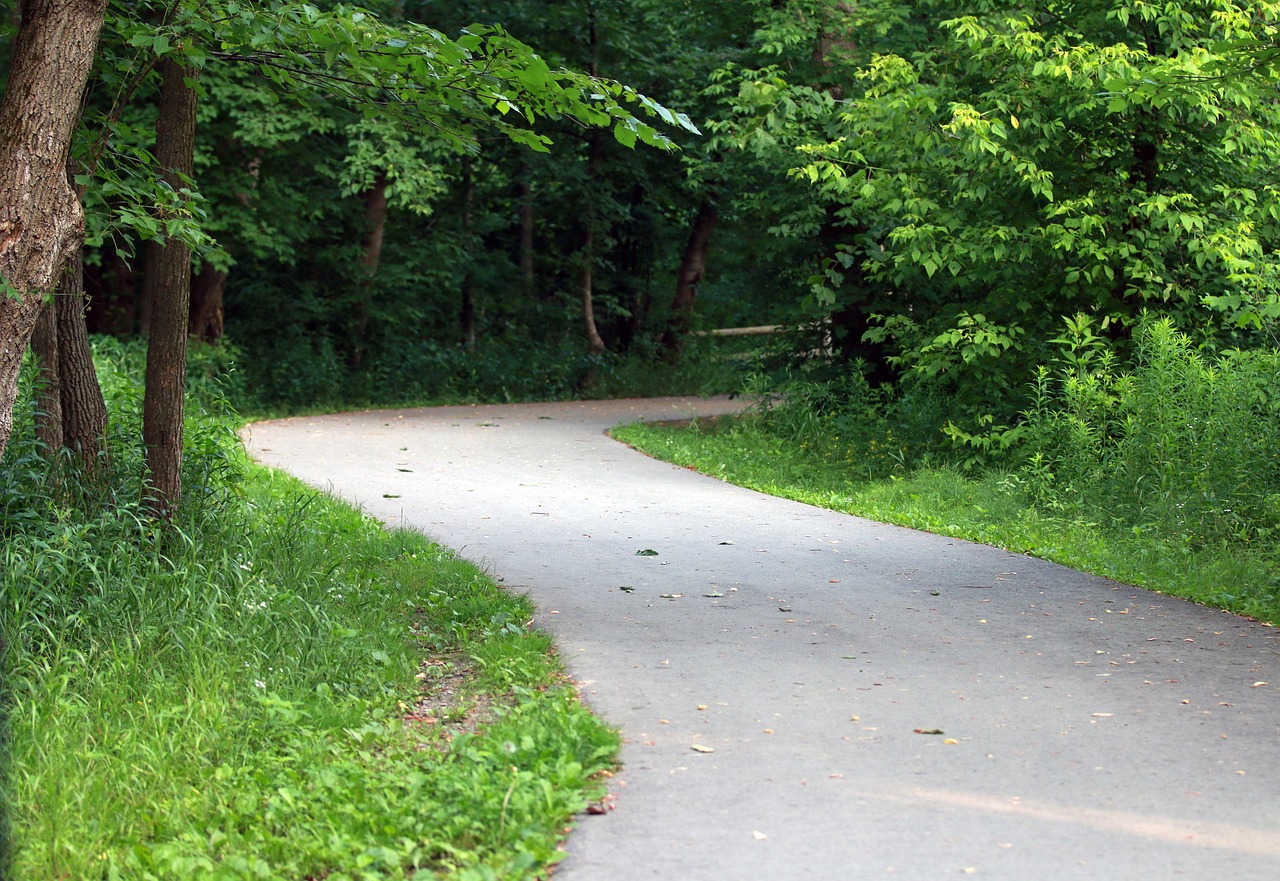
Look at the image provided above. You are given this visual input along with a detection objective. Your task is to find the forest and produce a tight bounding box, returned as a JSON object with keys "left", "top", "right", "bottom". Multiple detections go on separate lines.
{"left": 1, "top": 1, "right": 1279, "bottom": 878}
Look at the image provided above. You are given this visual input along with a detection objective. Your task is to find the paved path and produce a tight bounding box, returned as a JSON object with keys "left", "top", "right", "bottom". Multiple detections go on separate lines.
{"left": 244, "top": 397, "right": 1280, "bottom": 880}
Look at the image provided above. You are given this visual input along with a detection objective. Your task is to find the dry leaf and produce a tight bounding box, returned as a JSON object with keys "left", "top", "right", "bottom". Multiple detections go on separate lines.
{"left": 691, "top": 744, "right": 715, "bottom": 753}
{"left": 752, "top": 831, "right": 767, "bottom": 840}
{"left": 914, "top": 728, "right": 945, "bottom": 735}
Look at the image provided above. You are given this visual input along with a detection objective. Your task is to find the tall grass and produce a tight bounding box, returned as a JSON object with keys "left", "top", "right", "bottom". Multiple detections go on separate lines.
{"left": 1, "top": 343, "right": 618, "bottom": 880}
{"left": 1023, "top": 318, "right": 1280, "bottom": 549}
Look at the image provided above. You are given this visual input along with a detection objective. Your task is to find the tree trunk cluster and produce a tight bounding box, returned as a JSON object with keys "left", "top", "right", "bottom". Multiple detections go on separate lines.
{"left": 0, "top": 0, "right": 108, "bottom": 460}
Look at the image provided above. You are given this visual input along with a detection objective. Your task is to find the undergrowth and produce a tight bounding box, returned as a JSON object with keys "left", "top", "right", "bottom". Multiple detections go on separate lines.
{"left": 1, "top": 345, "right": 618, "bottom": 880}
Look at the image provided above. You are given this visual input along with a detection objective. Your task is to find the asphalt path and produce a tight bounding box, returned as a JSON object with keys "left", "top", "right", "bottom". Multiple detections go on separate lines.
{"left": 244, "top": 396, "right": 1280, "bottom": 880}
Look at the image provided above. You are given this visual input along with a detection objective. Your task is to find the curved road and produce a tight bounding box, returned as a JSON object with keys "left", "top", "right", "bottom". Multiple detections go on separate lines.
{"left": 245, "top": 397, "right": 1280, "bottom": 880}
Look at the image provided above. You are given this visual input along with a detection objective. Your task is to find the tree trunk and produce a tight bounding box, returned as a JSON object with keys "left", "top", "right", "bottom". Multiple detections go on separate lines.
{"left": 351, "top": 173, "right": 389, "bottom": 368}
{"left": 460, "top": 157, "right": 477, "bottom": 350}
{"left": 0, "top": 0, "right": 107, "bottom": 461}
{"left": 581, "top": 219, "right": 606, "bottom": 358}
{"left": 189, "top": 263, "right": 226, "bottom": 342}
{"left": 27, "top": 250, "right": 109, "bottom": 474}
{"left": 580, "top": 0, "right": 606, "bottom": 371}
{"left": 30, "top": 296, "right": 63, "bottom": 453}
{"left": 517, "top": 166, "right": 534, "bottom": 296}
{"left": 57, "top": 250, "right": 108, "bottom": 473}
{"left": 661, "top": 199, "right": 718, "bottom": 356}
{"left": 141, "top": 57, "right": 198, "bottom": 520}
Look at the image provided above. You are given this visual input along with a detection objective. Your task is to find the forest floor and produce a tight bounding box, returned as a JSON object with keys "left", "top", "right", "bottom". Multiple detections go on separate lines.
{"left": 246, "top": 397, "right": 1280, "bottom": 881}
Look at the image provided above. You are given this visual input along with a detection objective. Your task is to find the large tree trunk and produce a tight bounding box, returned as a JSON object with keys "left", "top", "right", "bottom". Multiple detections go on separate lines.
{"left": 0, "top": 0, "right": 107, "bottom": 461}
{"left": 661, "top": 199, "right": 717, "bottom": 356}
{"left": 141, "top": 58, "right": 198, "bottom": 520}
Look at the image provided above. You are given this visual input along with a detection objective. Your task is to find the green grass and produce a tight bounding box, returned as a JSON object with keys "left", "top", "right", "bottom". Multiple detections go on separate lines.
{"left": 613, "top": 415, "right": 1280, "bottom": 624}
{"left": 4, "top": 456, "right": 617, "bottom": 880}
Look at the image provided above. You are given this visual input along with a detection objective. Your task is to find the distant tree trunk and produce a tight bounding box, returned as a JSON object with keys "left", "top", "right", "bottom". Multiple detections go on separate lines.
{"left": 581, "top": 214, "right": 605, "bottom": 358}
{"left": 141, "top": 57, "right": 198, "bottom": 520}
{"left": 189, "top": 263, "right": 226, "bottom": 343}
{"left": 0, "top": 0, "right": 107, "bottom": 461}
{"left": 662, "top": 199, "right": 717, "bottom": 356}
{"left": 56, "top": 251, "right": 108, "bottom": 473}
{"left": 352, "top": 172, "right": 388, "bottom": 368}
{"left": 517, "top": 167, "right": 535, "bottom": 296}
{"left": 580, "top": 0, "right": 606, "bottom": 379}
{"left": 461, "top": 157, "right": 477, "bottom": 350}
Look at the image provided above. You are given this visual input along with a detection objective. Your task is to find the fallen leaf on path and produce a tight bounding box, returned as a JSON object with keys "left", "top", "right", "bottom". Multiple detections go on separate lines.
{"left": 752, "top": 831, "right": 767, "bottom": 840}
{"left": 397, "top": 468, "right": 413, "bottom": 472}
{"left": 1252, "top": 681, "right": 1268, "bottom": 687}
{"left": 944, "top": 738, "right": 959, "bottom": 745}
{"left": 659, "top": 593, "right": 684, "bottom": 599}
{"left": 720, "top": 540, "right": 735, "bottom": 545}
{"left": 691, "top": 744, "right": 715, "bottom": 753}
{"left": 382, "top": 494, "right": 401, "bottom": 498}
{"left": 618, "top": 586, "right": 635, "bottom": 593}
{"left": 636, "top": 549, "right": 659, "bottom": 556}
{"left": 914, "top": 728, "right": 945, "bottom": 735}
{"left": 697, "top": 704, "right": 708, "bottom": 711}
{"left": 704, "top": 591, "right": 724, "bottom": 597}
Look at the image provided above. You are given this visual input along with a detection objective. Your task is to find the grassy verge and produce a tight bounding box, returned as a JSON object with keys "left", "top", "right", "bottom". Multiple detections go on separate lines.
{"left": 3, "top": 457, "right": 617, "bottom": 880}
{"left": 613, "top": 416, "right": 1279, "bottom": 624}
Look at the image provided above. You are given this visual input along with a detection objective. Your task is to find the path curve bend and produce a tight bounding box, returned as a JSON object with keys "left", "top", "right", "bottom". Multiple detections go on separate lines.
{"left": 245, "top": 397, "right": 1280, "bottom": 880}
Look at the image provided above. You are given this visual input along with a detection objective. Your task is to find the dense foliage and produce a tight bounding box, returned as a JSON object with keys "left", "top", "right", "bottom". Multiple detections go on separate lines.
{"left": 3, "top": 1, "right": 1280, "bottom": 875}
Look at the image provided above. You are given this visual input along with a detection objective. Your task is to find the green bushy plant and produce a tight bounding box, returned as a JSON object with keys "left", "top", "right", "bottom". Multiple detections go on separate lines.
{"left": 1021, "top": 316, "right": 1280, "bottom": 548}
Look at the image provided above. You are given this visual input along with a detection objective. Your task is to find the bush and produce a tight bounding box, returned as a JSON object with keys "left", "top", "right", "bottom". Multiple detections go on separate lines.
{"left": 1021, "top": 317, "right": 1280, "bottom": 548}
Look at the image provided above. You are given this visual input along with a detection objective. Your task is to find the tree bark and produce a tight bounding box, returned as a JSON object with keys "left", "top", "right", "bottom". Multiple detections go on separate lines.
{"left": 661, "top": 199, "right": 718, "bottom": 356}
{"left": 141, "top": 57, "right": 198, "bottom": 520}
{"left": 57, "top": 250, "right": 108, "bottom": 473}
{"left": 27, "top": 251, "right": 109, "bottom": 473}
{"left": 30, "top": 295, "right": 63, "bottom": 453}
{"left": 0, "top": 0, "right": 107, "bottom": 461}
